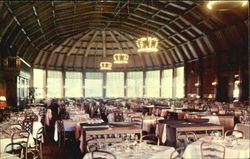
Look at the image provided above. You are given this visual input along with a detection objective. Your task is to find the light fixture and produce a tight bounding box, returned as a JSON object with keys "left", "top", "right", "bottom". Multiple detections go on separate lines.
{"left": 194, "top": 83, "right": 199, "bottom": 87}
{"left": 235, "top": 80, "right": 240, "bottom": 85}
{"left": 100, "top": 62, "right": 112, "bottom": 70}
{"left": 113, "top": 53, "right": 129, "bottom": 64}
{"left": 0, "top": 96, "right": 7, "bottom": 108}
{"left": 212, "top": 81, "right": 217, "bottom": 86}
{"left": 207, "top": 1, "right": 248, "bottom": 11}
{"left": 136, "top": 37, "right": 159, "bottom": 53}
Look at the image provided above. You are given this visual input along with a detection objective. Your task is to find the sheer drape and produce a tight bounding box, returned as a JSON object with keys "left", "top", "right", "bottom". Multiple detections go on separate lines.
{"left": 106, "top": 72, "right": 124, "bottom": 97}
{"left": 127, "top": 72, "right": 143, "bottom": 97}
{"left": 33, "top": 69, "right": 45, "bottom": 98}
{"left": 161, "top": 69, "right": 173, "bottom": 98}
{"left": 145, "top": 71, "right": 160, "bottom": 97}
{"left": 175, "top": 67, "right": 184, "bottom": 98}
{"left": 65, "top": 72, "right": 82, "bottom": 97}
{"left": 85, "top": 72, "right": 103, "bottom": 97}
{"left": 47, "top": 70, "right": 62, "bottom": 97}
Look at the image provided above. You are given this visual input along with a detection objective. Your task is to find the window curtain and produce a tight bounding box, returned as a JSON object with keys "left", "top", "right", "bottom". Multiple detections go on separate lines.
{"left": 161, "top": 69, "right": 173, "bottom": 98}
{"left": 65, "top": 72, "right": 82, "bottom": 97}
{"left": 85, "top": 72, "right": 103, "bottom": 97}
{"left": 106, "top": 72, "right": 124, "bottom": 97}
{"left": 127, "top": 72, "right": 143, "bottom": 97}
{"left": 145, "top": 71, "right": 160, "bottom": 97}
{"left": 47, "top": 70, "right": 62, "bottom": 98}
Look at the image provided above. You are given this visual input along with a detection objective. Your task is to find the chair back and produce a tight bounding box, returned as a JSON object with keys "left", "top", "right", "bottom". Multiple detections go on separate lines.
{"left": 91, "top": 150, "right": 116, "bottom": 159}
{"left": 11, "top": 130, "right": 30, "bottom": 159}
{"left": 114, "top": 111, "right": 124, "bottom": 122}
{"left": 201, "top": 141, "right": 225, "bottom": 159}
{"left": 22, "top": 120, "right": 33, "bottom": 133}
{"left": 170, "top": 147, "right": 185, "bottom": 159}
{"left": 140, "top": 134, "right": 160, "bottom": 146}
{"left": 184, "top": 131, "right": 197, "bottom": 144}
{"left": 4, "top": 143, "right": 24, "bottom": 158}
{"left": 224, "top": 130, "right": 244, "bottom": 139}
{"left": 86, "top": 138, "right": 100, "bottom": 152}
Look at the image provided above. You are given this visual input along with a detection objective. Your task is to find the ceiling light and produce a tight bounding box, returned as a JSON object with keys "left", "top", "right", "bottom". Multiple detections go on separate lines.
{"left": 100, "top": 62, "right": 112, "bottom": 70}
{"left": 207, "top": 1, "right": 248, "bottom": 11}
{"left": 136, "top": 37, "right": 159, "bottom": 53}
{"left": 113, "top": 53, "right": 129, "bottom": 64}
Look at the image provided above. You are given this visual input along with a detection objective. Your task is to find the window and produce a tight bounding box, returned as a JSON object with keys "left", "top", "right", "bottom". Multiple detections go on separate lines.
{"left": 175, "top": 67, "right": 184, "bottom": 98}
{"left": 65, "top": 72, "right": 82, "bottom": 97}
{"left": 145, "top": 71, "right": 160, "bottom": 97}
{"left": 33, "top": 69, "right": 45, "bottom": 98}
{"left": 127, "top": 72, "right": 143, "bottom": 97}
{"left": 47, "top": 70, "right": 62, "bottom": 98}
{"left": 161, "top": 69, "right": 173, "bottom": 98}
{"left": 106, "top": 72, "right": 124, "bottom": 97}
{"left": 85, "top": 72, "right": 103, "bottom": 97}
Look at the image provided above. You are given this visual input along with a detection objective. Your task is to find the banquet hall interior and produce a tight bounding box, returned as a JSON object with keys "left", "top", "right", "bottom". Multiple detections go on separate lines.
{"left": 0, "top": 1, "right": 249, "bottom": 159}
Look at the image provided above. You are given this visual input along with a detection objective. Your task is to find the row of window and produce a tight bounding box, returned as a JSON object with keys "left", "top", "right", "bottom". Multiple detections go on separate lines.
{"left": 33, "top": 67, "right": 184, "bottom": 98}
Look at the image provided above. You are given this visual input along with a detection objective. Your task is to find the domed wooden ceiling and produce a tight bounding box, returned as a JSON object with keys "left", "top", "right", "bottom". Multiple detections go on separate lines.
{"left": 0, "top": 1, "right": 248, "bottom": 71}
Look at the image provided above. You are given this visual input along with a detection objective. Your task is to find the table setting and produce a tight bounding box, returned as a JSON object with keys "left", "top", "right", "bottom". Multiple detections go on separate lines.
{"left": 83, "top": 140, "right": 176, "bottom": 159}
{"left": 183, "top": 135, "right": 250, "bottom": 159}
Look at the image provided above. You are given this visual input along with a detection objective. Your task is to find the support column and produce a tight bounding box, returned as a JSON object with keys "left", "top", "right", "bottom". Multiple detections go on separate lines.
{"left": 45, "top": 69, "right": 48, "bottom": 97}
{"left": 159, "top": 69, "right": 163, "bottom": 98}
{"left": 103, "top": 72, "right": 107, "bottom": 98}
{"left": 62, "top": 70, "right": 66, "bottom": 98}
{"left": 82, "top": 71, "right": 85, "bottom": 97}
{"left": 172, "top": 66, "right": 176, "bottom": 98}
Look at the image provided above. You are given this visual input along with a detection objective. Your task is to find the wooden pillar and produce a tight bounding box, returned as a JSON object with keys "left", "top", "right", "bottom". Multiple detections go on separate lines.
{"left": 198, "top": 59, "right": 203, "bottom": 98}
{"left": 103, "top": 72, "right": 107, "bottom": 98}
{"left": 184, "top": 62, "right": 188, "bottom": 98}
{"left": 82, "top": 71, "right": 85, "bottom": 97}
{"left": 62, "top": 70, "right": 66, "bottom": 98}
{"left": 45, "top": 69, "right": 48, "bottom": 97}
{"left": 29, "top": 68, "right": 33, "bottom": 88}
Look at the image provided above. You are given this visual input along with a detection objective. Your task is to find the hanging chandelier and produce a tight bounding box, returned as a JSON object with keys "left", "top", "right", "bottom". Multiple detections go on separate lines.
{"left": 113, "top": 53, "right": 129, "bottom": 64}
{"left": 136, "top": 37, "right": 159, "bottom": 53}
{"left": 207, "top": 1, "right": 248, "bottom": 11}
{"left": 100, "top": 62, "right": 112, "bottom": 70}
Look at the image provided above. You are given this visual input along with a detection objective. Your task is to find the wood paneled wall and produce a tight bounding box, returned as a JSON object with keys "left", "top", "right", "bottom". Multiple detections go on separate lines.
{"left": 186, "top": 47, "right": 248, "bottom": 102}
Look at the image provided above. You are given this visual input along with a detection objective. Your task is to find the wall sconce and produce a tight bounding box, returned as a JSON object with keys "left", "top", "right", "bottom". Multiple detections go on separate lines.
{"left": 0, "top": 96, "right": 7, "bottom": 108}
{"left": 194, "top": 83, "right": 199, "bottom": 87}
{"left": 235, "top": 80, "right": 240, "bottom": 85}
{"left": 212, "top": 81, "right": 217, "bottom": 86}
{"left": 208, "top": 94, "right": 213, "bottom": 99}
{"left": 196, "top": 95, "right": 200, "bottom": 99}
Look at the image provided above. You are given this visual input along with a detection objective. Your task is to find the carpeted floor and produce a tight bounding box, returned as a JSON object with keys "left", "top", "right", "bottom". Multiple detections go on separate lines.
{"left": 42, "top": 127, "right": 84, "bottom": 159}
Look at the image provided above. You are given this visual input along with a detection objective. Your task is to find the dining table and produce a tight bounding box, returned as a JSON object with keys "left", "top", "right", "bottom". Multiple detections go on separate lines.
{"left": 183, "top": 136, "right": 250, "bottom": 159}
{"left": 83, "top": 141, "right": 176, "bottom": 159}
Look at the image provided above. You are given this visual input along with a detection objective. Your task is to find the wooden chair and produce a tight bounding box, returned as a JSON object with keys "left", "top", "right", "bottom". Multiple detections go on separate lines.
{"left": 131, "top": 116, "right": 143, "bottom": 129}
{"left": 22, "top": 120, "right": 33, "bottom": 134}
{"left": 177, "top": 131, "right": 197, "bottom": 147}
{"left": 114, "top": 111, "right": 124, "bottom": 122}
{"left": 29, "top": 127, "right": 44, "bottom": 159}
{"left": 91, "top": 150, "right": 116, "bottom": 159}
{"left": 170, "top": 147, "right": 185, "bottom": 159}
{"left": 224, "top": 130, "right": 244, "bottom": 139}
{"left": 140, "top": 134, "right": 160, "bottom": 146}
{"left": 57, "top": 120, "right": 74, "bottom": 147}
{"left": 201, "top": 141, "right": 225, "bottom": 159}
{"left": 11, "top": 130, "right": 30, "bottom": 159}
{"left": 4, "top": 143, "right": 24, "bottom": 158}
{"left": 86, "top": 138, "right": 100, "bottom": 152}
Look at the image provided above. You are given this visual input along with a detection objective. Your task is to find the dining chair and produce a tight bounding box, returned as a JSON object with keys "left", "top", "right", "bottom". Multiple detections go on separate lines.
{"left": 22, "top": 119, "right": 33, "bottom": 134}
{"left": 224, "top": 130, "right": 244, "bottom": 139}
{"left": 114, "top": 111, "right": 124, "bottom": 122}
{"left": 131, "top": 116, "right": 143, "bottom": 129}
{"left": 140, "top": 134, "right": 160, "bottom": 146}
{"left": 184, "top": 131, "right": 197, "bottom": 144}
{"left": 91, "top": 150, "right": 116, "bottom": 159}
{"left": 11, "top": 130, "right": 30, "bottom": 159}
{"left": 4, "top": 143, "right": 24, "bottom": 158}
{"left": 170, "top": 147, "right": 185, "bottom": 159}
{"left": 28, "top": 127, "right": 44, "bottom": 159}
{"left": 86, "top": 138, "right": 100, "bottom": 152}
{"left": 200, "top": 141, "right": 225, "bottom": 159}
{"left": 57, "top": 120, "right": 74, "bottom": 147}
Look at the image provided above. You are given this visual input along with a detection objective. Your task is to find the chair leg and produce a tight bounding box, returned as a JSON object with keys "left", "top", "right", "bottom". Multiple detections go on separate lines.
{"left": 39, "top": 144, "right": 43, "bottom": 159}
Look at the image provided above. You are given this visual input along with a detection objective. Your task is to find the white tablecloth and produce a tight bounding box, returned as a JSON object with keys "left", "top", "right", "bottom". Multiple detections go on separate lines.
{"left": 83, "top": 143, "right": 176, "bottom": 159}
{"left": 0, "top": 153, "right": 20, "bottom": 159}
{"left": 200, "top": 115, "right": 220, "bottom": 125}
{"left": 234, "top": 123, "right": 250, "bottom": 139}
{"left": 183, "top": 136, "right": 250, "bottom": 159}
